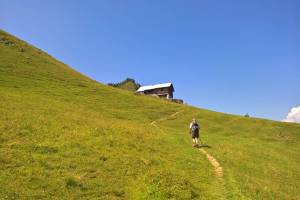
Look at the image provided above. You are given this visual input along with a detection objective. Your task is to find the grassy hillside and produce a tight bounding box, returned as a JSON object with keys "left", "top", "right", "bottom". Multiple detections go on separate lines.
{"left": 0, "top": 29, "right": 300, "bottom": 200}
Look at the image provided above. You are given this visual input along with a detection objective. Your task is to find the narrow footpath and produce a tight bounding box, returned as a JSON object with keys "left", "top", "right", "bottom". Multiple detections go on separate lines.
{"left": 150, "top": 110, "right": 224, "bottom": 179}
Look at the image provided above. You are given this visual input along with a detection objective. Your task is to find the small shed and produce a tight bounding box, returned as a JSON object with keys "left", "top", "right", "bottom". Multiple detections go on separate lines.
{"left": 136, "top": 83, "right": 174, "bottom": 99}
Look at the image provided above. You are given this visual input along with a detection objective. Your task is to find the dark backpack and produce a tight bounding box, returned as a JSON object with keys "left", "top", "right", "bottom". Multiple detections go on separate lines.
{"left": 191, "top": 123, "right": 199, "bottom": 133}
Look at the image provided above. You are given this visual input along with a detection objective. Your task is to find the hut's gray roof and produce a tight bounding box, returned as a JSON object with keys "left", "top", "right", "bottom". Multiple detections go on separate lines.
{"left": 137, "top": 83, "right": 173, "bottom": 92}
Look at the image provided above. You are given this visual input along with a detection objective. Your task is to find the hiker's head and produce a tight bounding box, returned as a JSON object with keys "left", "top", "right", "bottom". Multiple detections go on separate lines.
{"left": 192, "top": 118, "right": 196, "bottom": 123}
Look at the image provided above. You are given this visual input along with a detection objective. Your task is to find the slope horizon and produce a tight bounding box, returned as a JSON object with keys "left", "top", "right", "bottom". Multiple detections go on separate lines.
{"left": 1, "top": 0, "right": 299, "bottom": 122}
{"left": 1, "top": 28, "right": 299, "bottom": 123}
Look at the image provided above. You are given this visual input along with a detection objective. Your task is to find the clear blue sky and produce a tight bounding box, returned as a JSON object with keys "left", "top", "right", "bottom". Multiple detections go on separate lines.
{"left": 1, "top": 0, "right": 299, "bottom": 121}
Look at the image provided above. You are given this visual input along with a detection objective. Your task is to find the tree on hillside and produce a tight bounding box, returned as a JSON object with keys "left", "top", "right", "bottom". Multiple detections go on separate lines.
{"left": 108, "top": 78, "right": 141, "bottom": 91}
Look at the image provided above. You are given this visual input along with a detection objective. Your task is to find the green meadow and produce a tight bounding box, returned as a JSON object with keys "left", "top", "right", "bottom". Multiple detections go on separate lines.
{"left": 0, "top": 29, "right": 300, "bottom": 199}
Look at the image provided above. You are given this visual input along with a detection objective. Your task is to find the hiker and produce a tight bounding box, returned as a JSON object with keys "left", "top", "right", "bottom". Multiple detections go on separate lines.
{"left": 189, "top": 118, "right": 200, "bottom": 147}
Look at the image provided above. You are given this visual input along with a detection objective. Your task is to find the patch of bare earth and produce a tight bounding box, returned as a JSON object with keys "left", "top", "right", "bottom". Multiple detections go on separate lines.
{"left": 199, "top": 149, "right": 223, "bottom": 178}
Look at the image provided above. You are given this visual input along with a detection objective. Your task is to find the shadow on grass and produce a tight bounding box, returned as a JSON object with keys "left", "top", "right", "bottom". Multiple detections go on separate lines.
{"left": 197, "top": 144, "right": 212, "bottom": 148}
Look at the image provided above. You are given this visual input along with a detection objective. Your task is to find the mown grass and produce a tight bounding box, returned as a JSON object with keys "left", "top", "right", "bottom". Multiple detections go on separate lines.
{"left": 0, "top": 29, "right": 300, "bottom": 199}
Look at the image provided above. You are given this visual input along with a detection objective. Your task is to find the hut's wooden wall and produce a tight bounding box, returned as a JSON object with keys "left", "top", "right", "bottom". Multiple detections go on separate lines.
{"left": 144, "top": 87, "right": 173, "bottom": 99}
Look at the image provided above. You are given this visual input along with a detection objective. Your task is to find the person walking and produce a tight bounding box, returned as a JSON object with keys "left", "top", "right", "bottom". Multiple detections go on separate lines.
{"left": 189, "top": 118, "right": 200, "bottom": 147}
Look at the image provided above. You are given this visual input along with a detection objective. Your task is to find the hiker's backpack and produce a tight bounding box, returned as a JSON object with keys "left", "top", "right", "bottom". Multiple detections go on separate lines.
{"left": 191, "top": 123, "right": 199, "bottom": 133}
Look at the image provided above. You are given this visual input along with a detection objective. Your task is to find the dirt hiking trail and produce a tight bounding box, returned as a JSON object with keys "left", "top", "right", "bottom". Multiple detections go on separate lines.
{"left": 150, "top": 110, "right": 224, "bottom": 179}
{"left": 199, "top": 149, "right": 223, "bottom": 178}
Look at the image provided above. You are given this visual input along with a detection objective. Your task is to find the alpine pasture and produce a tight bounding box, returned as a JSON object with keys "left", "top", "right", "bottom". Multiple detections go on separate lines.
{"left": 1, "top": 30, "right": 300, "bottom": 199}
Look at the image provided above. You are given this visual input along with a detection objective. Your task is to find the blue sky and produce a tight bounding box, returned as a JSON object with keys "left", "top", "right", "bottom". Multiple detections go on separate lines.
{"left": 1, "top": 0, "right": 299, "bottom": 121}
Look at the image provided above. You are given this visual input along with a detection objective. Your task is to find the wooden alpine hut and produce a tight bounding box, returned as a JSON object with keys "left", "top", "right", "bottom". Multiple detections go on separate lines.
{"left": 136, "top": 83, "right": 174, "bottom": 99}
